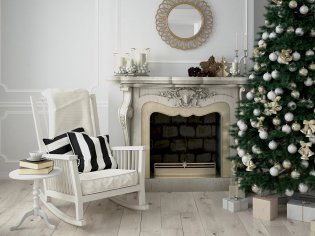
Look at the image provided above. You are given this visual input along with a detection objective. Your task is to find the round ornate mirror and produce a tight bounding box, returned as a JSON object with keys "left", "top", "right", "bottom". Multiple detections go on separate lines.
{"left": 156, "top": 0, "right": 213, "bottom": 50}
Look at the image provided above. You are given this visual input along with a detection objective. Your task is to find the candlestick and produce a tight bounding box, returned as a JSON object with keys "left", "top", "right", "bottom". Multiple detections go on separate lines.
{"left": 235, "top": 32, "right": 238, "bottom": 51}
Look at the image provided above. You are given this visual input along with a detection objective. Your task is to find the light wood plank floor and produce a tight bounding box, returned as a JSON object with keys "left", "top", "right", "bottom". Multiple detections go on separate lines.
{"left": 0, "top": 180, "right": 311, "bottom": 236}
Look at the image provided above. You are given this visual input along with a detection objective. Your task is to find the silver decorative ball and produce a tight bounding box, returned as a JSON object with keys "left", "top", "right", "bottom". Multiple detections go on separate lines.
{"left": 285, "top": 189, "right": 294, "bottom": 196}
{"left": 249, "top": 73, "right": 255, "bottom": 80}
{"left": 283, "top": 160, "right": 292, "bottom": 169}
{"left": 295, "top": 27, "right": 304, "bottom": 36}
{"left": 282, "top": 124, "right": 292, "bottom": 134}
{"left": 269, "top": 52, "right": 278, "bottom": 62}
{"left": 301, "top": 160, "right": 309, "bottom": 168}
{"left": 269, "top": 167, "right": 279, "bottom": 176}
{"left": 263, "top": 72, "right": 272, "bottom": 81}
{"left": 304, "top": 77, "right": 314, "bottom": 86}
{"left": 298, "top": 183, "right": 309, "bottom": 193}
{"left": 271, "top": 70, "right": 280, "bottom": 79}
{"left": 268, "top": 140, "right": 278, "bottom": 150}
{"left": 309, "top": 63, "right": 315, "bottom": 71}
{"left": 262, "top": 32, "right": 269, "bottom": 40}
{"left": 275, "top": 88, "right": 283, "bottom": 95}
{"left": 269, "top": 32, "right": 277, "bottom": 39}
{"left": 275, "top": 25, "right": 284, "bottom": 34}
{"left": 253, "top": 109, "right": 261, "bottom": 116}
{"left": 284, "top": 112, "right": 294, "bottom": 122}
{"left": 306, "top": 50, "right": 315, "bottom": 56}
{"left": 252, "top": 184, "right": 261, "bottom": 194}
{"left": 299, "top": 5, "right": 309, "bottom": 14}
{"left": 272, "top": 117, "right": 281, "bottom": 126}
{"left": 288, "top": 144, "right": 297, "bottom": 154}
{"left": 288, "top": 63, "right": 297, "bottom": 72}
{"left": 267, "top": 91, "right": 276, "bottom": 100}
{"left": 299, "top": 68, "right": 308, "bottom": 77}
{"left": 246, "top": 92, "right": 254, "bottom": 100}
{"left": 293, "top": 51, "right": 301, "bottom": 61}
{"left": 288, "top": 101, "right": 297, "bottom": 110}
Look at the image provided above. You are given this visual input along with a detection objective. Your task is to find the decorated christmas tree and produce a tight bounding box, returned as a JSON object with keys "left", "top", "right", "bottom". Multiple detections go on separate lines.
{"left": 230, "top": 0, "right": 315, "bottom": 196}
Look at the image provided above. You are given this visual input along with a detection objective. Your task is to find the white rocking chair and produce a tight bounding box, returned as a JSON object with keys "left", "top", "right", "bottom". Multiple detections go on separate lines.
{"left": 30, "top": 94, "right": 148, "bottom": 226}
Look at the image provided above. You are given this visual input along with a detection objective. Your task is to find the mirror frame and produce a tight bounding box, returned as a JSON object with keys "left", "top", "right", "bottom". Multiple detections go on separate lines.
{"left": 156, "top": 0, "right": 213, "bottom": 50}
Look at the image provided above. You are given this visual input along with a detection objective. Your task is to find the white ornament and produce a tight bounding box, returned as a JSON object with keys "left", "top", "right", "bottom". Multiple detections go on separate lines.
{"left": 249, "top": 74, "right": 255, "bottom": 80}
{"left": 269, "top": 32, "right": 277, "bottom": 39}
{"left": 282, "top": 124, "right": 292, "bottom": 134}
{"left": 252, "top": 145, "right": 261, "bottom": 154}
{"left": 275, "top": 88, "right": 283, "bottom": 95}
{"left": 288, "top": 144, "right": 297, "bottom": 153}
{"left": 268, "top": 140, "right": 278, "bottom": 150}
{"left": 298, "top": 183, "right": 309, "bottom": 193}
{"left": 293, "top": 51, "right": 301, "bottom": 61}
{"left": 242, "top": 154, "right": 251, "bottom": 165}
{"left": 258, "top": 40, "right": 265, "bottom": 47}
{"left": 307, "top": 0, "right": 315, "bottom": 3}
{"left": 275, "top": 25, "right": 284, "bottom": 34}
{"left": 239, "top": 123, "right": 248, "bottom": 131}
{"left": 291, "top": 170, "right": 300, "bottom": 179}
{"left": 269, "top": 52, "right": 278, "bottom": 61}
{"left": 267, "top": 91, "right": 276, "bottom": 101}
{"left": 262, "top": 32, "right": 269, "bottom": 40}
{"left": 238, "top": 130, "right": 245, "bottom": 137}
{"left": 237, "top": 120, "right": 245, "bottom": 127}
{"left": 269, "top": 167, "right": 279, "bottom": 176}
{"left": 289, "top": 0, "right": 298, "bottom": 9}
{"left": 285, "top": 189, "right": 294, "bottom": 197}
{"left": 299, "top": 5, "right": 309, "bottom": 14}
{"left": 301, "top": 160, "right": 309, "bottom": 168}
{"left": 304, "top": 77, "right": 314, "bottom": 86}
{"left": 306, "top": 50, "right": 315, "bottom": 56}
{"left": 271, "top": 70, "right": 280, "bottom": 79}
{"left": 288, "top": 101, "right": 297, "bottom": 110}
{"left": 295, "top": 27, "right": 304, "bottom": 36}
{"left": 285, "top": 112, "right": 294, "bottom": 122}
{"left": 283, "top": 160, "right": 292, "bottom": 169}
{"left": 259, "top": 130, "right": 268, "bottom": 139}
{"left": 263, "top": 72, "right": 272, "bottom": 81}
{"left": 246, "top": 92, "right": 254, "bottom": 100}
{"left": 252, "top": 184, "right": 261, "bottom": 194}
{"left": 310, "top": 170, "right": 315, "bottom": 176}
{"left": 238, "top": 149, "right": 246, "bottom": 157}
{"left": 253, "top": 109, "right": 261, "bottom": 116}
{"left": 251, "top": 120, "right": 258, "bottom": 128}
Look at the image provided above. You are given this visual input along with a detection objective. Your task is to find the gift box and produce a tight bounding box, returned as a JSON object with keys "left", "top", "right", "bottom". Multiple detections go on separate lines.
{"left": 253, "top": 195, "right": 278, "bottom": 221}
{"left": 229, "top": 185, "right": 245, "bottom": 199}
{"left": 287, "top": 200, "right": 315, "bottom": 222}
{"left": 223, "top": 197, "right": 249, "bottom": 212}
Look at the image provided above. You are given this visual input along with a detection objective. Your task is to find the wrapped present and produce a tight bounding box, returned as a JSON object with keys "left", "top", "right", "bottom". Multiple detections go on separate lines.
{"left": 287, "top": 200, "right": 315, "bottom": 222}
{"left": 253, "top": 195, "right": 278, "bottom": 221}
{"left": 223, "top": 197, "right": 248, "bottom": 213}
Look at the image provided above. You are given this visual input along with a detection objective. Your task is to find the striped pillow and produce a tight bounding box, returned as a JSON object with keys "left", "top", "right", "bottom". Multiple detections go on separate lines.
{"left": 43, "top": 127, "right": 85, "bottom": 154}
{"left": 67, "top": 132, "right": 117, "bottom": 173}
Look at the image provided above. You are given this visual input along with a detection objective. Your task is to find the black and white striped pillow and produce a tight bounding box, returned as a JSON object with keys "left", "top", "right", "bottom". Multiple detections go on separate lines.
{"left": 43, "top": 127, "right": 85, "bottom": 154}
{"left": 67, "top": 132, "right": 117, "bottom": 173}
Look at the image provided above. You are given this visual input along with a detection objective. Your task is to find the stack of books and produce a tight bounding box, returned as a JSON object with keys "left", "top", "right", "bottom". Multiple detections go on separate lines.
{"left": 18, "top": 159, "right": 54, "bottom": 175}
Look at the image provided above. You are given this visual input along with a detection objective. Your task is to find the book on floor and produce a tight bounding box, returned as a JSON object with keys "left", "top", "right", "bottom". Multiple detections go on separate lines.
{"left": 18, "top": 166, "right": 53, "bottom": 175}
{"left": 19, "top": 159, "right": 53, "bottom": 170}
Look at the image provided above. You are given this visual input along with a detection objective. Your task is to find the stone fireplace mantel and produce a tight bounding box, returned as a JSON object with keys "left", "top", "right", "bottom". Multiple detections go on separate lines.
{"left": 112, "top": 76, "right": 247, "bottom": 178}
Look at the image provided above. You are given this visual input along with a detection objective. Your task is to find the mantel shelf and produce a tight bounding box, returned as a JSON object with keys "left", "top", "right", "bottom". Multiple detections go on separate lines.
{"left": 111, "top": 76, "right": 247, "bottom": 87}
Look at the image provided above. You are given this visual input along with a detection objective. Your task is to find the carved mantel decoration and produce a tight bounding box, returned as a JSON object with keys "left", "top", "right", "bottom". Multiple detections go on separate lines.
{"left": 160, "top": 88, "right": 215, "bottom": 107}
{"left": 112, "top": 76, "right": 247, "bottom": 178}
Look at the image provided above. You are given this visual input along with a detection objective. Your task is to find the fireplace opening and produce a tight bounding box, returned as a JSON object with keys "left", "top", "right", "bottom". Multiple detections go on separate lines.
{"left": 150, "top": 112, "right": 221, "bottom": 178}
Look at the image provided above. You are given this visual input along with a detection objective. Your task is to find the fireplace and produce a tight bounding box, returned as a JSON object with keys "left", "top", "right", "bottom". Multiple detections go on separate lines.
{"left": 150, "top": 113, "right": 220, "bottom": 178}
{"left": 114, "top": 76, "right": 246, "bottom": 179}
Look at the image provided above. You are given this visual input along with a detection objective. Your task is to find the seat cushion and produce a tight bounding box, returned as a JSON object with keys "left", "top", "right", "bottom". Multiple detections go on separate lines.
{"left": 79, "top": 169, "right": 138, "bottom": 195}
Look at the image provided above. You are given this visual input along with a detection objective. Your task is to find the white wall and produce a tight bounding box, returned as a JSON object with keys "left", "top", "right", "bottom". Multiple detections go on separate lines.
{"left": 0, "top": 0, "right": 261, "bottom": 177}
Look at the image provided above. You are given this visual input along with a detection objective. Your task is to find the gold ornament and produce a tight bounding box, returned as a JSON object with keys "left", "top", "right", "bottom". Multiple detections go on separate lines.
{"left": 257, "top": 116, "right": 265, "bottom": 128}
{"left": 298, "top": 141, "right": 315, "bottom": 160}
{"left": 252, "top": 184, "right": 261, "bottom": 194}
{"left": 291, "top": 170, "right": 300, "bottom": 179}
{"left": 291, "top": 90, "right": 300, "bottom": 99}
{"left": 310, "top": 29, "right": 315, "bottom": 37}
{"left": 289, "top": 82, "right": 297, "bottom": 90}
{"left": 272, "top": 0, "right": 282, "bottom": 6}
{"left": 246, "top": 160, "right": 256, "bottom": 171}
{"left": 292, "top": 122, "right": 301, "bottom": 131}
{"left": 265, "top": 96, "right": 282, "bottom": 116}
{"left": 254, "top": 63, "right": 261, "bottom": 71}
{"left": 301, "top": 120, "right": 315, "bottom": 137}
{"left": 289, "top": 0, "right": 297, "bottom": 8}
{"left": 253, "top": 47, "right": 265, "bottom": 58}
{"left": 272, "top": 117, "right": 281, "bottom": 126}
{"left": 279, "top": 49, "right": 293, "bottom": 64}
{"left": 258, "top": 86, "right": 266, "bottom": 95}
{"left": 309, "top": 63, "right": 315, "bottom": 71}
{"left": 287, "top": 27, "right": 295, "bottom": 33}
{"left": 299, "top": 68, "right": 308, "bottom": 77}
{"left": 282, "top": 160, "right": 292, "bottom": 169}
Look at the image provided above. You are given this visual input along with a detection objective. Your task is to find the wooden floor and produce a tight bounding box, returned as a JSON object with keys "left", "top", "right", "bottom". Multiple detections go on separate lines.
{"left": 0, "top": 180, "right": 311, "bottom": 236}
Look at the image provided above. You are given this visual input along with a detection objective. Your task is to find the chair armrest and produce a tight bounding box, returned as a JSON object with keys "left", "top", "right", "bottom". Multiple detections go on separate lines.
{"left": 43, "top": 153, "right": 78, "bottom": 161}
{"left": 111, "top": 146, "right": 147, "bottom": 151}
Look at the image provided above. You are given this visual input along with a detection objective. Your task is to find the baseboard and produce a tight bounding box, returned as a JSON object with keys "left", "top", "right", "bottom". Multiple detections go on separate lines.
{"left": 145, "top": 177, "right": 231, "bottom": 192}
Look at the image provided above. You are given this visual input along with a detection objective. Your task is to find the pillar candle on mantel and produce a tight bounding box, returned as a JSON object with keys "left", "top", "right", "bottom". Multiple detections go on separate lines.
{"left": 235, "top": 32, "right": 238, "bottom": 51}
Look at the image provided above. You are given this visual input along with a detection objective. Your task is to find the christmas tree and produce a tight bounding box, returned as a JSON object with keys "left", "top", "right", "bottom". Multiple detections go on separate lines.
{"left": 230, "top": 0, "right": 315, "bottom": 196}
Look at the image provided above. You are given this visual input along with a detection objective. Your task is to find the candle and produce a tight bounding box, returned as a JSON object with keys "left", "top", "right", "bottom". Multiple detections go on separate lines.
{"left": 235, "top": 32, "right": 238, "bottom": 50}
{"left": 244, "top": 33, "right": 248, "bottom": 51}
{"left": 118, "top": 56, "right": 125, "bottom": 67}
{"left": 245, "top": 0, "right": 248, "bottom": 35}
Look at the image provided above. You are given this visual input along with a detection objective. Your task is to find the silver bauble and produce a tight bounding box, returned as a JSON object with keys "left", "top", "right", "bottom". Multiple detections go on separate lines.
{"left": 301, "top": 160, "right": 309, "bottom": 168}
{"left": 275, "top": 25, "right": 284, "bottom": 34}
{"left": 269, "top": 167, "right": 279, "bottom": 176}
{"left": 262, "top": 32, "right": 269, "bottom": 40}
{"left": 283, "top": 160, "right": 292, "bottom": 169}
{"left": 307, "top": 0, "right": 315, "bottom": 3}
{"left": 288, "top": 101, "right": 297, "bottom": 110}
{"left": 284, "top": 112, "right": 294, "bottom": 122}
{"left": 298, "top": 183, "right": 309, "bottom": 193}
{"left": 309, "top": 63, "right": 315, "bottom": 71}
{"left": 238, "top": 130, "right": 245, "bottom": 137}
{"left": 291, "top": 170, "right": 300, "bottom": 179}
{"left": 311, "top": 29, "right": 315, "bottom": 37}
{"left": 306, "top": 50, "right": 315, "bottom": 56}
{"left": 269, "top": 32, "right": 277, "bottom": 39}
{"left": 309, "top": 135, "right": 315, "bottom": 144}
{"left": 282, "top": 124, "right": 292, "bottom": 134}
{"left": 288, "top": 63, "right": 297, "bottom": 72}
{"left": 293, "top": 51, "right": 301, "bottom": 61}
{"left": 267, "top": 91, "right": 276, "bottom": 100}
{"left": 285, "top": 189, "right": 294, "bottom": 196}
{"left": 252, "top": 184, "right": 261, "bottom": 194}
{"left": 288, "top": 144, "right": 297, "bottom": 153}
{"left": 246, "top": 92, "right": 254, "bottom": 100}
{"left": 299, "top": 5, "right": 309, "bottom": 14}
{"left": 268, "top": 140, "right": 278, "bottom": 150}
{"left": 253, "top": 109, "right": 261, "bottom": 116}
{"left": 295, "top": 27, "right": 304, "bottom": 36}
{"left": 271, "top": 70, "right": 280, "bottom": 79}
{"left": 292, "top": 122, "right": 301, "bottom": 131}
{"left": 304, "top": 77, "right": 314, "bottom": 86}
{"left": 275, "top": 88, "right": 283, "bottom": 95}
{"left": 289, "top": 0, "right": 297, "bottom": 8}
{"left": 269, "top": 52, "right": 278, "bottom": 62}
{"left": 263, "top": 72, "right": 272, "bottom": 81}
{"left": 289, "top": 82, "right": 297, "bottom": 89}
{"left": 259, "top": 130, "right": 268, "bottom": 139}
{"left": 249, "top": 73, "right": 255, "bottom": 80}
